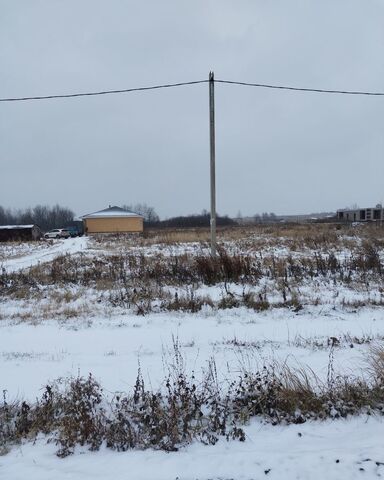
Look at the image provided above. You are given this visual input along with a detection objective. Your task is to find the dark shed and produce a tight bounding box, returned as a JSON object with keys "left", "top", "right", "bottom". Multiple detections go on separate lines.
{"left": 0, "top": 225, "right": 42, "bottom": 242}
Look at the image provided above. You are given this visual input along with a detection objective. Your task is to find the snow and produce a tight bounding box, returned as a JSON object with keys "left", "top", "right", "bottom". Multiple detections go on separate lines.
{"left": 0, "top": 225, "right": 35, "bottom": 229}
{"left": 1, "top": 234, "right": 384, "bottom": 479}
{"left": 81, "top": 206, "right": 142, "bottom": 218}
{"left": 82, "top": 211, "right": 141, "bottom": 218}
{"left": 1, "top": 307, "right": 383, "bottom": 400}
{"left": 1, "top": 236, "right": 88, "bottom": 272}
{"left": 1, "top": 417, "right": 383, "bottom": 480}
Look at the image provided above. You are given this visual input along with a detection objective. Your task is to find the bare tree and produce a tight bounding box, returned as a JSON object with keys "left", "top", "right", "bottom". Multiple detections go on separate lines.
{"left": 0, "top": 204, "right": 75, "bottom": 231}
{"left": 123, "top": 203, "right": 160, "bottom": 223}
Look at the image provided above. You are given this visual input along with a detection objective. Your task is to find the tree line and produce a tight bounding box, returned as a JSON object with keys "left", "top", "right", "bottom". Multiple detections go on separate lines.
{"left": 151, "top": 212, "right": 236, "bottom": 228}
{"left": 0, "top": 205, "right": 75, "bottom": 231}
{"left": 123, "top": 205, "right": 235, "bottom": 228}
{"left": 0, "top": 203, "right": 237, "bottom": 231}
{"left": 122, "top": 204, "right": 160, "bottom": 223}
{"left": 253, "top": 212, "right": 279, "bottom": 223}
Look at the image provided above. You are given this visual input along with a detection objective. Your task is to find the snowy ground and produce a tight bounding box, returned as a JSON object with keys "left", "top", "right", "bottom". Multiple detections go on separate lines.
{"left": 1, "top": 307, "right": 383, "bottom": 401}
{"left": 1, "top": 233, "right": 384, "bottom": 479}
{"left": 0, "top": 237, "right": 88, "bottom": 273}
{"left": 2, "top": 417, "right": 383, "bottom": 480}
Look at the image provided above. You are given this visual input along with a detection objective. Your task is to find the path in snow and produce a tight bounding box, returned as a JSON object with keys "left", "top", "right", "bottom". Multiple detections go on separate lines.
{"left": 1, "top": 237, "right": 89, "bottom": 273}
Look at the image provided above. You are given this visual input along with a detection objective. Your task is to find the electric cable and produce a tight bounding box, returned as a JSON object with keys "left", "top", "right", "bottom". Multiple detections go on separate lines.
{"left": 2, "top": 77, "right": 384, "bottom": 103}
{"left": 214, "top": 79, "right": 384, "bottom": 96}
{"left": 0, "top": 80, "right": 209, "bottom": 102}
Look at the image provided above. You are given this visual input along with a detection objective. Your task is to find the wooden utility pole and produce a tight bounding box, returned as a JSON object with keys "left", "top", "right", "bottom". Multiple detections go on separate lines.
{"left": 209, "top": 71, "right": 217, "bottom": 257}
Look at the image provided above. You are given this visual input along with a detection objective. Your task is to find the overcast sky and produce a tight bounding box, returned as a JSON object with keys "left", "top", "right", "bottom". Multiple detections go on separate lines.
{"left": 1, "top": 0, "right": 384, "bottom": 219}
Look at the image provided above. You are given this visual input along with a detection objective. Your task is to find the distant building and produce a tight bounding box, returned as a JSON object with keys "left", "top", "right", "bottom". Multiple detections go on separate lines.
{"left": 81, "top": 206, "right": 144, "bottom": 234}
{"left": 337, "top": 204, "right": 384, "bottom": 222}
{"left": 0, "top": 224, "right": 42, "bottom": 242}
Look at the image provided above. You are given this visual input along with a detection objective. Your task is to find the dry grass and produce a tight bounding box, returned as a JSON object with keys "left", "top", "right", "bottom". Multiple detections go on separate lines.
{"left": 368, "top": 344, "right": 384, "bottom": 384}
{"left": 1, "top": 344, "right": 383, "bottom": 456}
{"left": 90, "top": 223, "right": 372, "bottom": 249}
{"left": 3, "top": 223, "right": 384, "bottom": 317}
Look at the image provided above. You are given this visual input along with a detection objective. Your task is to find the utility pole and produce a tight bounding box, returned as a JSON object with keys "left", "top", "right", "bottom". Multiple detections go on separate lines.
{"left": 209, "top": 71, "right": 217, "bottom": 257}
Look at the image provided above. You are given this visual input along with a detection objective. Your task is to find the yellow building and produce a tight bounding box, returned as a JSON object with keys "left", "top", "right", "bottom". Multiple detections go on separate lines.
{"left": 81, "top": 206, "right": 143, "bottom": 234}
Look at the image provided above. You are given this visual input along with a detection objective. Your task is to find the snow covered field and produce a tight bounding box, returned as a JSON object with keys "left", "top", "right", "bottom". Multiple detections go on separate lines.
{"left": 1, "top": 227, "right": 384, "bottom": 479}
{"left": 2, "top": 417, "right": 384, "bottom": 480}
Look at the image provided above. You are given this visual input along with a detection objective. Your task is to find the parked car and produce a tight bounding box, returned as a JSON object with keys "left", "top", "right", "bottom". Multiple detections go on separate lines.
{"left": 44, "top": 228, "right": 70, "bottom": 239}
{"left": 62, "top": 225, "right": 82, "bottom": 237}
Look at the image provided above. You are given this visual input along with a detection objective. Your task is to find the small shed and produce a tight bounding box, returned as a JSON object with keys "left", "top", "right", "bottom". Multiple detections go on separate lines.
{"left": 81, "top": 206, "right": 144, "bottom": 234}
{"left": 0, "top": 225, "right": 42, "bottom": 242}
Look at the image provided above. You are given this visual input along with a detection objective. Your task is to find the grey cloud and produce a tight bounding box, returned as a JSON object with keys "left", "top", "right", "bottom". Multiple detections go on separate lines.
{"left": 1, "top": 0, "right": 384, "bottom": 218}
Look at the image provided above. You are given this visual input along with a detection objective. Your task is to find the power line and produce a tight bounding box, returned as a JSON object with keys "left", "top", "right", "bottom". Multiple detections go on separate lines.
{"left": 2, "top": 77, "right": 384, "bottom": 103}
{"left": 0, "top": 79, "right": 209, "bottom": 102}
{"left": 215, "top": 79, "right": 384, "bottom": 96}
